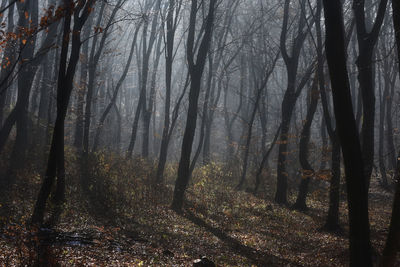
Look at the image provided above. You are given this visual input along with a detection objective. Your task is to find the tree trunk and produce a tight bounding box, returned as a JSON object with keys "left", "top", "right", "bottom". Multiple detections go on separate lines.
{"left": 254, "top": 124, "right": 281, "bottom": 193}
{"left": 275, "top": 0, "right": 311, "bottom": 204}
{"left": 142, "top": 18, "right": 162, "bottom": 158}
{"left": 9, "top": 0, "right": 38, "bottom": 163}
{"left": 0, "top": 0, "right": 15, "bottom": 127}
{"left": 378, "top": 57, "right": 388, "bottom": 187}
{"left": 293, "top": 75, "right": 318, "bottom": 211}
{"left": 31, "top": 0, "right": 94, "bottom": 226}
{"left": 323, "top": 1, "right": 372, "bottom": 265}
{"left": 74, "top": 15, "right": 92, "bottom": 149}
{"left": 155, "top": 0, "right": 177, "bottom": 183}
{"left": 379, "top": 1, "right": 400, "bottom": 264}
{"left": 83, "top": 0, "right": 123, "bottom": 153}
{"left": 323, "top": 138, "right": 341, "bottom": 231}
{"left": 171, "top": 0, "right": 216, "bottom": 212}
{"left": 92, "top": 24, "right": 141, "bottom": 152}
{"left": 353, "top": 0, "right": 388, "bottom": 187}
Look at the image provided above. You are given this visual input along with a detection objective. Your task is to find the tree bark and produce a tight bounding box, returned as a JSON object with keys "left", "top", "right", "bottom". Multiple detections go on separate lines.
{"left": 292, "top": 75, "right": 319, "bottom": 211}
{"left": 171, "top": 0, "right": 216, "bottom": 212}
{"left": 275, "top": 0, "right": 312, "bottom": 204}
{"left": 323, "top": 1, "right": 372, "bottom": 265}
{"left": 92, "top": 24, "right": 141, "bottom": 152}
{"left": 353, "top": 0, "right": 388, "bottom": 187}
{"left": 31, "top": 0, "right": 95, "bottom": 226}
{"left": 379, "top": 1, "right": 400, "bottom": 264}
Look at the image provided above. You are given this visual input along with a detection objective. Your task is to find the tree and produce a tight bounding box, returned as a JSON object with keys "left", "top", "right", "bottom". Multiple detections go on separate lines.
{"left": 31, "top": 0, "right": 95, "bottom": 226}
{"left": 155, "top": 0, "right": 183, "bottom": 183}
{"left": 0, "top": 0, "right": 15, "bottom": 127}
{"left": 379, "top": 1, "right": 400, "bottom": 265}
{"left": 0, "top": 0, "right": 62, "bottom": 163}
{"left": 92, "top": 23, "right": 141, "bottom": 152}
{"left": 171, "top": 0, "right": 216, "bottom": 212}
{"left": 83, "top": 0, "right": 125, "bottom": 154}
{"left": 352, "top": 0, "right": 388, "bottom": 186}
{"left": 126, "top": 0, "right": 161, "bottom": 158}
{"left": 74, "top": 13, "right": 93, "bottom": 149}
{"left": 322, "top": 0, "right": 372, "bottom": 265}
{"left": 236, "top": 51, "right": 279, "bottom": 190}
{"left": 292, "top": 74, "right": 319, "bottom": 211}
{"left": 275, "top": 0, "right": 314, "bottom": 204}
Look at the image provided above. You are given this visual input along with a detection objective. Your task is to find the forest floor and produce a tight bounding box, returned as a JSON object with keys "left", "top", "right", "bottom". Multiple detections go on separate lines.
{"left": 0, "top": 152, "right": 397, "bottom": 266}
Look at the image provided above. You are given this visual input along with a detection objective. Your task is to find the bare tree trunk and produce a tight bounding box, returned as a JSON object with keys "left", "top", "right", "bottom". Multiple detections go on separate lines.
{"left": 237, "top": 52, "right": 279, "bottom": 190}
{"left": 275, "top": 0, "right": 312, "bottom": 204}
{"left": 386, "top": 68, "right": 397, "bottom": 170}
{"left": 378, "top": 52, "right": 388, "bottom": 187}
{"left": 142, "top": 16, "right": 163, "bottom": 158}
{"left": 323, "top": 1, "right": 372, "bottom": 265}
{"left": 353, "top": 0, "right": 388, "bottom": 187}
{"left": 83, "top": 0, "right": 123, "bottom": 154}
{"left": 254, "top": 124, "right": 281, "bottom": 193}
{"left": 0, "top": 0, "right": 15, "bottom": 127}
{"left": 379, "top": 1, "right": 400, "bottom": 264}
{"left": 171, "top": 0, "right": 216, "bottom": 212}
{"left": 292, "top": 75, "right": 318, "bottom": 211}
{"left": 127, "top": 1, "right": 159, "bottom": 158}
{"left": 31, "top": 0, "right": 94, "bottom": 226}
{"left": 155, "top": 0, "right": 180, "bottom": 183}
{"left": 92, "top": 24, "right": 141, "bottom": 152}
{"left": 74, "top": 15, "right": 92, "bottom": 149}
{"left": 7, "top": 0, "right": 38, "bottom": 171}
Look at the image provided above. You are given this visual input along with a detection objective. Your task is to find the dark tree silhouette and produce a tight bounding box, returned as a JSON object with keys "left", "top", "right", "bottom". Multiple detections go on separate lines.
{"left": 31, "top": 0, "right": 95, "bottom": 226}
{"left": 323, "top": 0, "right": 372, "bottom": 265}
{"left": 171, "top": 0, "right": 216, "bottom": 212}
{"left": 379, "top": 1, "right": 400, "bottom": 265}
{"left": 353, "top": 0, "right": 388, "bottom": 186}
{"left": 292, "top": 74, "right": 319, "bottom": 211}
{"left": 275, "top": 0, "right": 314, "bottom": 204}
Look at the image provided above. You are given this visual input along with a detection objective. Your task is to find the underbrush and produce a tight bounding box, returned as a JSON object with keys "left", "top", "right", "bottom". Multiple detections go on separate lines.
{"left": 0, "top": 148, "right": 396, "bottom": 266}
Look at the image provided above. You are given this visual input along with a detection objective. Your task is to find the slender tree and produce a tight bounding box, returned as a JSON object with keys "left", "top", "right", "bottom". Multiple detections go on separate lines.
{"left": 155, "top": 0, "right": 183, "bottom": 183}
{"left": 292, "top": 74, "right": 319, "bottom": 211}
{"left": 353, "top": 0, "right": 388, "bottom": 186}
{"left": 275, "top": 0, "right": 314, "bottom": 204}
{"left": 31, "top": 0, "right": 95, "bottom": 226}
{"left": 171, "top": 0, "right": 216, "bottom": 212}
{"left": 83, "top": 0, "right": 124, "bottom": 154}
{"left": 92, "top": 24, "right": 141, "bottom": 151}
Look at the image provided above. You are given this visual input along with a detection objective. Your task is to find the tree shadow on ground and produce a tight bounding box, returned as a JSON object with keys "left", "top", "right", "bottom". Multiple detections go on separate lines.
{"left": 181, "top": 208, "right": 301, "bottom": 266}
